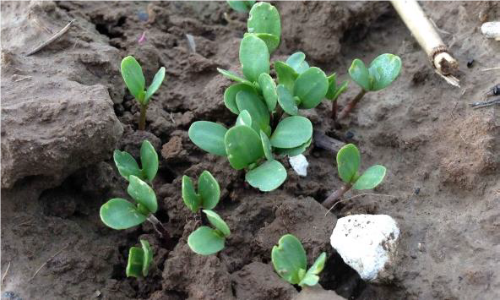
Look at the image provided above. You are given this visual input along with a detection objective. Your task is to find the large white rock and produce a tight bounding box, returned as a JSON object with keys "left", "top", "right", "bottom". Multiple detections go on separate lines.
{"left": 330, "top": 214, "right": 400, "bottom": 283}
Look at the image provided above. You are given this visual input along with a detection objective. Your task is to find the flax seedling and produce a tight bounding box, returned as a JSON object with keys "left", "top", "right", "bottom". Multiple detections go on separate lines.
{"left": 326, "top": 73, "right": 349, "bottom": 123}
{"left": 126, "top": 239, "right": 153, "bottom": 278}
{"left": 182, "top": 171, "right": 220, "bottom": 213}
{"left": 121, "top": 56, "right": 166, "bottom": 130}
{"left": 338, "top": 53, "right": 401, "bottom": 119}
{"left": 322, "top": 144, "right": 387, "bottom": 208}
{"left": 114, "top": 140, "right": 158, "bottom": 184}
{"left": 272, "top": 234, "right": 327, "bottom": 287}
{"left": 227, "top": 1, "right": 255, "bottom": 13}
{"left": 190, "top": 3, "right": 330, "bottom": 192}
{"left": 188, "top": 209, "right": 231, "bottom": 256}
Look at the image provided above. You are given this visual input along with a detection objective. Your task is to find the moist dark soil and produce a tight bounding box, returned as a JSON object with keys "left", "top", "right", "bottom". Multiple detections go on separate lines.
{"left": 2, "top": 1, "right": 500, "bottom": 300}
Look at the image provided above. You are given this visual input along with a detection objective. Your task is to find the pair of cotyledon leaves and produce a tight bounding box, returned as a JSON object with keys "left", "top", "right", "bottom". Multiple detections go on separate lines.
{"left": 126, "top": 239, "right": 153, "bottom": 278}
{"left": 100, "top": 140, "right": 159, "bottom": 230}
{"left": 337, "top": 143, "right": 386, "bottom": 190}
{"left": 121, "top": 56, "right": 166, "bottom": 106}
{"left": 188, "top": 209, "right": 231, "bottom": 256}
{"left": 349, "top": 53, "right": 402, "bottom": 92}
{"left": 272, "top": 234, "right": 327, "bottom": 287}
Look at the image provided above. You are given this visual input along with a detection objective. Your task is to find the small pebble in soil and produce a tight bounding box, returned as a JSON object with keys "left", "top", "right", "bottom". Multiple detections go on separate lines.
{"left": 414, "top": 187, "right": 421, "bottom": 195}
{"left": 466, "top": 59, "right": 475, "bottom": 68}
{"left": 345, "top": 131, "right": 355, "bottom": 139}
{"left": 2, "top": 291, "right": 22, "bottom": 300}
{"left": 137, "top": 11, "right": 149, "bottom": 22}
{"left": 289, "top": 154, "right": 309, "bottom": 177}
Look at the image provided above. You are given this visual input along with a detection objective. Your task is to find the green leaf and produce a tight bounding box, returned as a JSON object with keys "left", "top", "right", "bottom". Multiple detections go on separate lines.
{"left": 260, "top": 130, "right": 273, "bottom": 161}
{"left": 258, "top": 73, "right": 278, "bottom": 112}
{"left": 236, "top": 90, "right": 270, "bottom": 134}
{"left": 245, "top": 160, "right": 286, "bottom": 191}
{"left": 271, "top": 116, "right": 312, "bottom": 149}
{"left": 277, "top": 84, "right": 298, "bottom": 116}
{"left": 145, "top": 67, "right": 166, "bottom": 103}
{"left": 271, "top": 234, "right": 307, "bottom": 285}
{"left": 182, "top": 175, "right": 201, "bottom": 213}
{"left": 217, "top": 68, "right": 250, "bottom": 84}
{"left": 127, "top": 175, "right": 157, "bottom": 214}
{"left": 239, "top": 34, "right": 270, "bottom": 82}
{"left": 203, "top": 209, "right": 230, "bottom": 237}
{"left": 249, "top": 33, "right": 280, "bottom": 54}
{"left": 188, "top": 226, "right": 225, "bottom": 255}
{"left": 333, "top": 81, "right": 349, "bottom": 101}
{"left": 121, "top": 56, "right": 146, "bottom": 102}
{"left": 140, "top": 239, "right": 153, "bottom": 276}
{"left": 236, "top": 110, "right": 252, "bottom": 127}
{"left": 126, "top": 246, "right": 144, "bottom": 278}
{"left": 274, "top": 138, "right": 311, "bottom": 157}
{"left": 227, "top": 0, "right": 255, "bottom": 13}
{"left": 286, "top": 52, "right": 305, "bottom": 71}
{"left": 348, "top": 59, "right": 370, "bottom": 91}
{"left": 189, "top": 121, "right": 228, "bottom": 156}
{"left": 296, "top": 61, "right": 310, "bottom": 74}
{"left": 100, "top": 198, "right": 147, "bottom": 230}
{"left": 336, "top": 144, "right": 360, "bottom": 184}
{"left": 275, "top": 61, "right": 298, "bottom": 92}
{"left": 198, "top": 171, "right": 220, "bottom": 210}
{"left": 299, "top": 252, "right": 326, "bottom": 287}
{"left": 224, "top": 83, "right": 258, "bottom": 114}
{"left": 294, "top": 67, "right": 328, "bottom": 109}
{"left": 140, "top": 140, "right": 158, "bottom": 183}
{"left": 247, "top": 2, "right": 281, "bottom": 53}
{"left": 224, "top": 125, "right": 264, "bottom": 170}
{"left": 326, "top": 73, "right": 348, "bottom": 101}
{"left": 368, "top": 53, "right": 402, "bottom": 91}
{"left": 353, "top": 165, "right": 386, "bottom": 190}
{"left": 114, "top": 150, "right": 143, "bottom": 181}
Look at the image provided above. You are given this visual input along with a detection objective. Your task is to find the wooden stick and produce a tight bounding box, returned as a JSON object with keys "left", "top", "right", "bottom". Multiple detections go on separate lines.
{"left": 391, "top": 0, "right": 460, "bottom": 87}
{"left": 2, "top": 261, "right": 11, "bottom": 284}
{"left": 27, "top": 19, "right": 75, "bottom": 56}
{"left": 313, "top": 130, "right": 345, "bottom": 153}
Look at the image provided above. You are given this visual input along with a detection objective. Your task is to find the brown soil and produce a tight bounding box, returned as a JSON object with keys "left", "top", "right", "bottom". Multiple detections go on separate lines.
{"left": 2, "top": 1, "right": 500, "bottom": 300}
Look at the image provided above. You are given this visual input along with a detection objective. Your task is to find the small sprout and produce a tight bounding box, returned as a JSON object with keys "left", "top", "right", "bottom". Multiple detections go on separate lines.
{"left": 326, "top": 73, "right": 349, "bottom": 123}
{"left": 227, "top": 1, "right": 255, "bottom": 13}
{"left": 121, "top": 56, "right": 166, "bottom": 130}
{"left": 188, "top": 210, "right": 231, "bottom": 255}
{"left": 339, "top": 53, "right": 402, "bottom": 119}
{"left": 182, "top": 171, "right": 220, "bottom": 213}
{"left": 323, "top": 144, "right": 387, "bottom": 208}
{"left": 272, "top": 234, "right": 327, "bottom": 287}
{"left": 126, "top": 239, "right": 153, "bottom": 278}
{"left": 114, "top": 140, "right": 158, "bottom": 183}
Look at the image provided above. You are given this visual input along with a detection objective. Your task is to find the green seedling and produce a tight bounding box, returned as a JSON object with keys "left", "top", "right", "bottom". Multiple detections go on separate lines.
{"left": 126, "top": 239, "right": 153, "bottom": 278}
{"left": 322, "top": 143, "right": 387, "bottom": 208}
{"left": 339, "top": 53, "right": 401, "bottom": 119}
{"left": 227, "top": 0, "right": 255, "bottom": 13}
{"left": 188, "top": 210, "right": 231, "bottom": 255}
{"left": 182, "top": 170, "right": 220, "bottom": 213}
{"left": 114, "top": 140, "right": 158, "bottom": 184}
{"left": 272, "top": 234, "right": 327, "bottom": 287}
{"left": 121, "top": 56, "right": 166, "bottom": 130}
{"left": 325, "top": 73, "right": 349, "bottom": 123}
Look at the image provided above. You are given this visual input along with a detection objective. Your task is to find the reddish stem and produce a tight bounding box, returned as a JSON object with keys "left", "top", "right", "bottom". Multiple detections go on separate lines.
{"left": 338, "top": 90, "right": 366, "bottom": 120}
{"left": 322, "top": 184, "right": 352, "bottom": 209}
{"left": 139, "top": 104, "right": 147, "bottom": 131}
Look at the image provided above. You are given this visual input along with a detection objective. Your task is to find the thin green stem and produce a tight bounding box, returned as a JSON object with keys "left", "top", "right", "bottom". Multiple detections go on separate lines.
{"left": 338, "top": 90, "right": 367, "bottom": 120}
{"left": 139, "top": 104, "right": 148, "bottom": 131}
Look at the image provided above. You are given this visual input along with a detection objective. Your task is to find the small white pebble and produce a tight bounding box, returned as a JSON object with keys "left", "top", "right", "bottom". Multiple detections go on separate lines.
{"left": 481, "top": 22, "right": 500, "bottom": 40}
{"left": 289, "top": 154, "right": 308, "bottom": 177}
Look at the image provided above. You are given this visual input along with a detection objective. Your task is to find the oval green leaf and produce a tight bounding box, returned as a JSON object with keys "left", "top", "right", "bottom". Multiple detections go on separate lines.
{"left": 236, "top": 110, "right": 252, "bottom": 127}
{"left": 224, "top": 83, "right": 257, "bottom": 114}
{"left": 294, "top": 67, "right": 328, "bottom": 109}
{"left": 198, "top": 171, "right": 220, "bottom": 210}
{"left": 258, "top": 73, "right": 278, "bottom": 112}
{"left": 353, "top": 165, "right": 386, "bottom": 190}
{"left": 140, "top": 140, "right": 158, "bottom": 183}
{"left": 275, "top": 61, "right": 298, "bottom": 92}
{"left": 286, "top": 52, "right": 305, "bottom": 72}
{"left": 236, "top": 90, "right": 270, "bottom": 134}
{"left": 100, "top": 198, "right": 147, "bottom": 230}
{"left": 121, "top": 56, "right": 145, "bottom": 102}
{"left": 277, "top": 84, "right": 298, "bottom": 116}
{"left": 299, "top": 252, "right": 326, "bottom": 287}
{"left": 227, "top": 0, "right": 255, "bottom": 12}
{"left": 126, "top": 246, "right": 144, "bottom": 278}
{"left": 349, "top": 59, "right": 370, "bottom": 91}
{"left": 188, "top": 121, "right": 228, "bottom": 156}
{"left": 247, "top": 2, "right": 281, "bottom": 53}
{"left": 145, "top": 67, "right": 166, "bottom": 103}
{"left": 271, "top": 234, "right": 307, "bottom": 285}
{"left": 114, "top": 150, "right": 143, "bottom": 181}
{"left": 368, "top": 53, "right": 402, "bottom": 91}
{"left": 140, "top": 239, "right": 153, "bottom": 276}
{"left": 217, "top": 68, "right": 250, "bottom": 84}
{"left": 271, "top": 116, "right": 312, "bottom": 149}
{"left": 249, "top": 33, "right": 280, "bottom": 54}
{"left": 203, "top": 209, "right": 230, "bottom": 237}
{"left": 188, "top": 226, "right": 225, "bottom": 255}
{"left": 182, "top": 175, "right": 201, "bottom": 213}
{"left": 245, "top": 160, "right": 286, "bottom": 192}
{"left": 127, "top": 175, "right": 157, "bottom": 214}
{"left": 239, "top": 34, "right": 270, "bottom": 82}
{"left": 336, "top": 143, "right": 360, "bottom": 184}
{"left": 260, "top": 130, "right": 273, "bottom": 161}
{"left": 224, "top": 125, "right": 264, "bottom": 170}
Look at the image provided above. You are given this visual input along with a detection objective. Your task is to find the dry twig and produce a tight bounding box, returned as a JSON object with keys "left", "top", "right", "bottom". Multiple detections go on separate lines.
{"left": 27, "top": 19, "right": 75, "bottom": 56}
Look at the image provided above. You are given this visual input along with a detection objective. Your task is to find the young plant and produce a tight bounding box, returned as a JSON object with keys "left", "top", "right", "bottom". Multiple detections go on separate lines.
{"left": 114, "top": 140, "right": 158, "bottom": 184}
{"left": 325, "top": 73, "right": 349, "bottom": 123}
{"left": 227, "top": 0, "right": 255, "bottom": 13}
{"left": 188, "top": 209, "right": 231, "bottom": 255}
{"left": 121, "top": 56, "right": 166, "bottom": 130}
{"left": 322, "top": 143, "right": 387, "bottom": 208}
{"left": 182, "top": 170, "right": 220, "bottom": 213}
{"left": 338, "top": 53, "right": 402, "bottom": 119}
{"left": 272, "top": 234, "right": 327, "bottom": 287}
{"left": 126, "top": 239, "right": 153, "bottom": 278}
{"left": 189, "top": 3, "right": 330, "bottom": 192}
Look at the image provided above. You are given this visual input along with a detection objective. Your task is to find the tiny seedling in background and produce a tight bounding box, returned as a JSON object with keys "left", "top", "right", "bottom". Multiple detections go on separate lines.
{"left": 114, "top": 140, "right": 158, "bottom": 184}
{"left": 121, "top": 56, "right": 166, "bottom": 130}
{"left": 325, "top": 73, "right": 349, "bottom": 124}
{"left": 126, "top": 239, "right": 153, "bottom": 278}
{"left": 182, "top": 170, "right": 220, "bottom": 213}
{"left": 227, "top": 0, "right": 255, "bottom": 13}
{"left": 322, "top": 144, "right": 387, "bottom": 208}
{"left": 338, "top": 53, "right": 401, "bottom": 119}
{"left": 188, "top": 210, "right": 231, "bottom": 255}
{"left": 272, "top": 234, "right": 327, "bottom": 287}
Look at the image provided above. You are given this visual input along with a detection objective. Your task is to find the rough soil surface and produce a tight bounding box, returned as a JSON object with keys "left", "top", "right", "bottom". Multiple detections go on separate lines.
{"left": 1, "top": 1, "right": 499, "bottom": 300}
